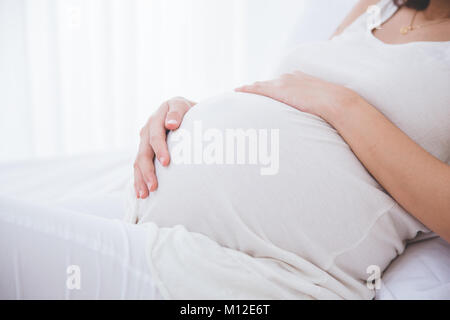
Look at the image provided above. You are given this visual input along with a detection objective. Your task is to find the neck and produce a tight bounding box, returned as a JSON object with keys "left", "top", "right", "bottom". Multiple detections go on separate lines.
{"left": 423, "top": 0, "right": 450, "bottom": 20}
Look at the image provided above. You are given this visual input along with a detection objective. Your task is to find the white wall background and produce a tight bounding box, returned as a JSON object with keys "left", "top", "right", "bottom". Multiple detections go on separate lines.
{"left": 0, "top": 0, "right": 356, "bottom": 162}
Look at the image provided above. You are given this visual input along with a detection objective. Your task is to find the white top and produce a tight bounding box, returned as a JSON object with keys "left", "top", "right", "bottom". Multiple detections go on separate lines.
{"left": 125, "top": 0, "right": 450, "bottom": 300}
{"left": 275, "top": 0, "right": 450, "bottom": 164}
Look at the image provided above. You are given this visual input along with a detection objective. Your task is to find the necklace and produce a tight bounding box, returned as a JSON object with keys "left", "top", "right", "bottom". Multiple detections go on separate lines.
{"left": 400, "top": 10, "right": 450, "bottom": 35}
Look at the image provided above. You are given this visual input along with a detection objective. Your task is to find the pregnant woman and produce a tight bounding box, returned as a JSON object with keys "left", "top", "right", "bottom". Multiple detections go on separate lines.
{"left": 0, "top": 0, "right": 448, "bottom": 300}
{"left": 129, "top": 0, "right": 450, "bottom": 299}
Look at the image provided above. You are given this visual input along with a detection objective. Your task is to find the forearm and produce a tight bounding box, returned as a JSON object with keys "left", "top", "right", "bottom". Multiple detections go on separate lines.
{"left": 324, "top": 94, "right": 450, "bottom": 242}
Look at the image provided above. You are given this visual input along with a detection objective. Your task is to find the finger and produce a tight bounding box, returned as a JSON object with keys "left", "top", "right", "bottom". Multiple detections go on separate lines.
{"left": 134, "top": 165, "right": 149, "bottom": 199}
{"left": 136, "top": 150, "right": 159, "bottom": 192}
{"left": 235, "top": 84, "right": 252, "bottom": 92}
{"left": 137, "top": 129, "right": 158, "bottom": 191}
{"left": 292, "top": 70, "right": 308, "bottom": 78}
{"left": 149, "top": 104, "right": 171, "bottom": 167}
{"left": 149, "top": 125, "right": 170, "bottom": 167}
{"left": 165, "top": 97, "right": 192, "bottom": 130}
{"left": 235, "top": 81, "right": 270, "bottom": 95}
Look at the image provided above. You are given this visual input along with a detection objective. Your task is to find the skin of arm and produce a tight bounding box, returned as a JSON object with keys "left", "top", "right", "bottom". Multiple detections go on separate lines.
{"left": 236, "top": 71, "right": 450, "bottom": 243}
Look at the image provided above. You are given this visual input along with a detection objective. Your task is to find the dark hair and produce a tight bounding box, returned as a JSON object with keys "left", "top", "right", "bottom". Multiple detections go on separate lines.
{"left": 393, "top": 0, "right": 430, "bottom": 10}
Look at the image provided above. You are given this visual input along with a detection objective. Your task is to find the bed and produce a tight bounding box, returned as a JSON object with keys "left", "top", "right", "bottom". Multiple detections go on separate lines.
{"left": 0, "top": 152, "right": 448, "bottom": 299}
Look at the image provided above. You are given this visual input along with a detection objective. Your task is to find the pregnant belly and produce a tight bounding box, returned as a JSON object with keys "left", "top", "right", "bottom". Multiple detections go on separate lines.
{"left": 136, "top": 92, "right": 398, "bottom": 270}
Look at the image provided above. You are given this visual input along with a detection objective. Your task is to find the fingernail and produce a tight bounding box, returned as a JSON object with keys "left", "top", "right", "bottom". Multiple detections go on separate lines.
{"left": 167, "top": 119, "right": 178, "bottom": 125}
{"left": 159, "top": 157, "right": 166, "bottom": 165}
{"left": 147, "top": 183, "right": 153, "bottom": 192}
{"left": 138, "top": 190, "right": 144, "bottom": 198}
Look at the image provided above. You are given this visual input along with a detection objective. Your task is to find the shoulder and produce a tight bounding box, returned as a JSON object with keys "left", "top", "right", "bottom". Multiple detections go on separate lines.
{"left": 331, "top": 0, "right": 382, "bottom": 38}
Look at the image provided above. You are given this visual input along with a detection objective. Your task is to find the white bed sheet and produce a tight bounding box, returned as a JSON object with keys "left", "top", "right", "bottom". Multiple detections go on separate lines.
{"left": 1, "top": 152, "right": 449, "bottom": 300}
{"left": 0, "top": 152, "right": 133, "bottom": 220}
{"left": 376, "top": 237, "right": 450, "bottom": 300}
